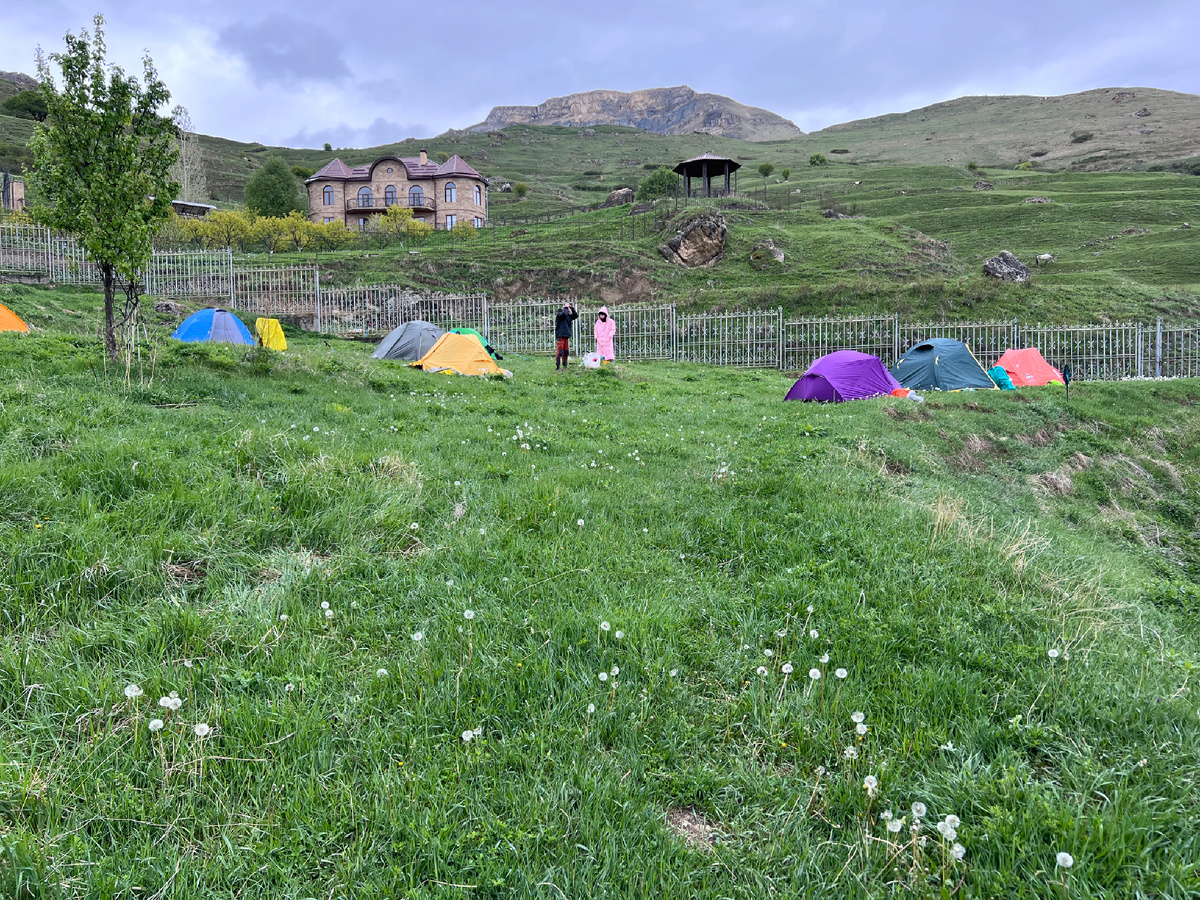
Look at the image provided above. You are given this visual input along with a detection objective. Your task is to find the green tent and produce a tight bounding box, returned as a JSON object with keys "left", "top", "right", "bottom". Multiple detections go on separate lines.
{"left": 452, "top": 328, "right": 503, "bottom": 360}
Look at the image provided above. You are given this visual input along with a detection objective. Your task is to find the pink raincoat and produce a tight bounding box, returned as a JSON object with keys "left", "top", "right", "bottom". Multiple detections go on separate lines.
{"left": 594, "top": 306, "right": 616, "bottom": 359}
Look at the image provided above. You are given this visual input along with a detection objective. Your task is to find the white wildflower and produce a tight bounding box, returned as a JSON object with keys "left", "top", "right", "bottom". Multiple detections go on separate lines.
{"left": 598, "top": 672, "right": 608, "bottom": 682}
{"left": 194, "top": 723, "right": 211, "bottom": 738}
{"left": 856, "top": 723, "right": 868, "bottom": 736}
{"left": 835, "top": 668, "right": 848, "bottom": 679}
{"left": 148, "top": 719, "right": 164, "bottom": 732}
{"left": 1056, "top": 852, "right": 1074, "bottom": 868}
{"left": 782, "top": 663, "right": 794, "bottom": 674}
{"left": 945, "top": 814, "right": 960, "bottom": 828}
{"left": 952, "top": 843, "right": 966, "bottom": 861}
{"left": 808, "top": 668, "right": 821, "bottom": 680}
{"left": 912, "top": 802, "right": 927, "bottom": 818}
{"left": 887, "top": 818, "right": 904, "bottom": 834}
{"left": 376, "top": 668, "right": 388, "bottom": 678}
{"left": 757, "top": 666, "right": 768, "bottom": 677}
{"left": 600, "top": 621, "right": 611, "bottom": 632}
{"left": 851, "top": 711, "right": 865, "bottom": 724}
{"left": 462, "top": 730, "right": 474, "bottom": 743}
{"left": 863, "top": 775, "right": 878, "bottom": 796}
{"left": 411, "top": 631, "right": 424, "bottom": 642}
{"left": 464, "top": 610, "right": 475, "bottom": 620}
{"left": 1048, "top": 648, "right": 1060, "bottom": 659}
{"left": 123, "top": 684, "right": 143, "bottom": 700}
{"left": 843, "top": 746, "right": 858, "bottom": 759}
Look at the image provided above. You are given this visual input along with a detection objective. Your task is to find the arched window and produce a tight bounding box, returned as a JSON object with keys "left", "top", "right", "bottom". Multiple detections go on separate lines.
{"left": 474, "top": 185, "right": 482, "bottom": 205}
{"left": 384, "top": 185, "right": 397, "bottom": 207}
{"left": 444, "top": 182, "right": 456, "bottom": 203}
{"left": 358, "top": 187, "right": 373, "bottom": 208}
{"left": 322, "top": 185, "right": 334, "bottom": 205}
{"left": 409, "top": 186, "right": 424, "bottom": 207}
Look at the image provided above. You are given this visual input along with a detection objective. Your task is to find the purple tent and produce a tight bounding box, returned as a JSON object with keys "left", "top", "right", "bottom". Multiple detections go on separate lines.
{"left": 785, "top": 350, "right": 902, "bottom": 402}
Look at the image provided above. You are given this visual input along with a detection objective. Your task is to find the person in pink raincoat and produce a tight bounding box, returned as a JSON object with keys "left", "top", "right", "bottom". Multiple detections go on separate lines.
{"left": 594, "top": 306, "right": 616, "bottom": 361}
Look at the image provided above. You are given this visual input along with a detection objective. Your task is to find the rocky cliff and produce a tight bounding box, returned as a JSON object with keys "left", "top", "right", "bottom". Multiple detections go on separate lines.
{"left": 470, "top": 86, "right": 802, "bottom": 142}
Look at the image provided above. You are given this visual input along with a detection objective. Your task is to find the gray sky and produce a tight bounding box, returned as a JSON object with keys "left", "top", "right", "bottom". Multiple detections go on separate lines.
{"left": 5, "top": 1, "right": 1199, "bottom": 148}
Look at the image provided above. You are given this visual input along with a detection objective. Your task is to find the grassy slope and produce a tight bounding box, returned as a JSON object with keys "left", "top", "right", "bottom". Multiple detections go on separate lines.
{"left": 0, "top": 286, "right": 1198, "bottom": 897}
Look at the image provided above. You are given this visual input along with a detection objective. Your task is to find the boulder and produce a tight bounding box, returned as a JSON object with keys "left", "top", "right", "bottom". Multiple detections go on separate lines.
{"left": 983, "top": 251, "right": 1032, "bottom": 283}
{"left": 974, "top": 181, "right": 994, "bottom": 191}
{"left": 1023, "top": 196, "right": 1052, "bottom": 203}
{"left": 1134, "top": 106, "right": 1151, "bottom": 117}
{"left": 603, "top": 187, "right": 635, "bottom": 207}
{"left": 153, "top": 300, "right": 183, "bottom": 314}
{"left": 500, "top": 182, "right": 513, "bottom": 193}
{"left": 658, "top": 213, "right": 727, "bottom": 268}
{"left": 749, "top": 240, "right": 785, "bottom": 269}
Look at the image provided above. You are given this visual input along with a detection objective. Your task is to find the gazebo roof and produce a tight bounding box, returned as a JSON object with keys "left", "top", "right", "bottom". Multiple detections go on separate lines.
{"left": 674, "top": 153, "right": 741, "bottom": 176}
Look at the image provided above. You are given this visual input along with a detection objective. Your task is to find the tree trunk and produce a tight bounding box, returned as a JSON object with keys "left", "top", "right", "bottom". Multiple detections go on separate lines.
{"left": 101, "top": 262, "right": 119, "bottom": 361}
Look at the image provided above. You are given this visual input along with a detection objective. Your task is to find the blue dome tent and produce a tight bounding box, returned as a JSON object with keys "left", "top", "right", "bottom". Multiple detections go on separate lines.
{"left": 171, "top": 308, "right": 254, "bottom": 345}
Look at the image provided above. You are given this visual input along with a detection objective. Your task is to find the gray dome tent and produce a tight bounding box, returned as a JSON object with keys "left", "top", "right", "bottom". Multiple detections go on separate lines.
{"left": 371, "top": 320, "right": 445, "bottom": 361}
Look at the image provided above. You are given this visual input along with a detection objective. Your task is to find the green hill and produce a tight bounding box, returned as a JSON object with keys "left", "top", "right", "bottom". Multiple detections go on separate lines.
{"left": 0, "top": 289, "right": 1197, "bottom": 896}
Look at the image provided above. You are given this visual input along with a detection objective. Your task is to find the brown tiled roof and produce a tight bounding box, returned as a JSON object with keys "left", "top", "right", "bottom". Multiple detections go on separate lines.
{"left": 307, "top": 154, "right": 484, "bottom": 184}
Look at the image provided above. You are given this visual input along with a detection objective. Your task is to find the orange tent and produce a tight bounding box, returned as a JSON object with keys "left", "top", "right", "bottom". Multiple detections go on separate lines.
{"left": 410, "top": 332, "right": 512, "bottom": 377}
{"left": 0, "top": 302, "right": 29, "bottom": 333}
{"left": 994, "top": 347, "right": 1063, "bottom": 386}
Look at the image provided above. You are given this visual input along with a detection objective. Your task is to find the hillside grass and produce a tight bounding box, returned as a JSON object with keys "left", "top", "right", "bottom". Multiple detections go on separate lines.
{"left": 1, "top": 296, "right": 1198, "bottom": 898}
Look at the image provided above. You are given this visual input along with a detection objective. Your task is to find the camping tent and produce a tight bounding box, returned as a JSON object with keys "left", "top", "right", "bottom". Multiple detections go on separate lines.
{"left": 988, "top": 366, "right": 1016, "bottom": 390}
{"left": 410, "top": 332, "right": 512, "bottom": 377}
{"left": 372, "top": 320, "right": 445, "bottom": 361}
{"left": 171, "top": 308, "right": 254, "bottom": 345}
{"left": 993, "top": 347, "right": 1063, "bottom": 386}
{"left": 891, "top": 338, "right": 997, "bottom": 391}
{"left": 256, "top": 317, "right": 287, "bottom": 351}
{"left": 785, "top": 350, "right": 901, "bottom": 402}
{"left": 0, "top": 302, "right": 29, "bottom": 333}
{"left": 451, "top": 328, "right": 503, "bottom": 360}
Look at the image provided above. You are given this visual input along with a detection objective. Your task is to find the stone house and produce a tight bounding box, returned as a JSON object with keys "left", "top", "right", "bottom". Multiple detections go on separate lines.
{"left": 1, "top": 172, "right": 24, "bottom": 213}
{"left": 305, "top": 150, "right": 487, "bottom": 230}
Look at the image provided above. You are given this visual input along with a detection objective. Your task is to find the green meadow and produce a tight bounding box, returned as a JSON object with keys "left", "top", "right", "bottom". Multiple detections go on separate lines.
{"left": 1, "top": 285, "right": 1198, "bottom": 898}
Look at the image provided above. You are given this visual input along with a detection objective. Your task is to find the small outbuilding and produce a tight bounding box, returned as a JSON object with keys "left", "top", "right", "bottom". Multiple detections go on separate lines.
{"left": 674, "top": 153, "right": 741, "bottom": 198}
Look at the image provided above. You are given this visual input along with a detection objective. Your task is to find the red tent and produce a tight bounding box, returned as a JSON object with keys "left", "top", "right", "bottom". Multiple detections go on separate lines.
{"left": 994, "top": 348, "right": 1063, "bottom": 386}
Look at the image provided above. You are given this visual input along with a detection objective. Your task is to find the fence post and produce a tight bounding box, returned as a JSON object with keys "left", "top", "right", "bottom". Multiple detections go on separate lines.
{"left": 1012, "top": 317, "right": 1019, "bottom": 350}
{"left": 1136, "top": 322, "right": 1144, "bottom": 379}
{"left": 777, "top": 306, "right": 784, "bottom": 370}
{"left": 482, "top": 293, "right": 490, "bottom": 341}
{"left": 315, "top": 268, "right": 322, "bottom": 334}
{"left": 671, "top": 304, "right": 677, "bottom": 362}
{"left": 227, "top": 248, "right": 235, "bottom": 307}
{"left": 1156, "top": 316, "right": 1163, "bottom": 378}
{"left": 892, "top": 314, "right": 900, "bottom": 367}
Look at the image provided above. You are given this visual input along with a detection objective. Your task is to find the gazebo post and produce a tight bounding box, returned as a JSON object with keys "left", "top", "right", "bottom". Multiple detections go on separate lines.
{"left": 724, "top": 161, "right": 730, "bottom": 195}
{"left": 702, "top": 160, "right": 708, "bottom": 198}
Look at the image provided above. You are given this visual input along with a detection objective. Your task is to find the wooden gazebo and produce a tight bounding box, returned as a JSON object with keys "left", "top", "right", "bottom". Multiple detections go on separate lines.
{"left": 674, "top": 153, "right": 740, "bottom": 198}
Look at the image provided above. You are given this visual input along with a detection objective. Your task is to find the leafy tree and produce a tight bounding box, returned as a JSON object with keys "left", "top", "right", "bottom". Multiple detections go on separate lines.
{"left": 451, "top": 219, "right": 479, "bottom": 240}
{"left": 200, "top": 209, "right": 252, "bottom": 250}
{"left": 809, "top": 153, "right": 829, "bottom": 167}
{"left": 312, "top": 219, "right": 354, "bottom": 256}
{"left": 636, "top": 166, "right": 678, "bottom": 202}
{"left": 280, "top": 210, "right": 314, "bottom": 252}
{"left": 434, "top": 151, "right": 450, "bottom": 164}
{"left": 323, "top": 142, "right": 332, "bottom": 152}
{"left": 1, "top": 90, "right": 49, "bottom": 121}
{"left": 757, "top": 162, "right": 775, "bottom": 178}
{"left": 29, "top": 14, "right": 178, "bottom": 361}
{"left": 781, "top": 168, "right": 791, "bottom": 181}
{"left": 513, "top": 182, "right": 529, "bottom": 199}
{"left": 291, "top": 165, "right": 314, "bottom": 180}
{"left": 253, "top": 215, "right": 289, "bottom": 254}
{"left": 375, "top": 203, "right": 414, "bottom": 244}
{"left": 406, "top": 217, "right": 433, "bottom": 241}
{"left": 244, "top": 157, "right": 303, "bottom": 217}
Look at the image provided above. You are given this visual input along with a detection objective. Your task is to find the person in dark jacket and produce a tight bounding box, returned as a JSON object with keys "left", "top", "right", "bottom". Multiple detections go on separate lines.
{"left": 554, "top": 303, "right": 578, "bottom": 370}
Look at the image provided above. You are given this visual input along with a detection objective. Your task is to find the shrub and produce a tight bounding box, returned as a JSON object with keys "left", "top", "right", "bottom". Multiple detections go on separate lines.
{"left": 323, "top": 142, "right": 332, "bottom": 152}
{"left": 435, "top": 151, "right": 450, "bottom": 164}
{"left": 1071, "top": 132, "right": 1094, "bottom": 144}
{"left": 636, "top": 166, "right": 678, "bottom": 202}
{"left": 245, "top": 157, "right": 304, "bottom": 217}
{"left": 966, "top": 161, "right": 979, "bottom": 171}
{"left": 513, "top": 183, "right": 529, "bottom": 199}
{"left": 830, "top": 148, "right": 850, "bottom": 154}
{"left": 757, "top": 162, "right": 775, "bottom": 178}
{"left": 809, "top": 153, "right": 829, "bottom": 167}
{"left": 1031, "top": 150, "right": 1048, "bottom": 158}
{"left": 780, "top": 168, "right": 791, "bottom": 181}
{"left": 1016, "top": 161, "right": 1035, "bottom": 171}
{"left": 291, "top": 165, "right": 314, "bottom": 180}
{"left": 1, "top": 90, "right": 48, "bottom": 121}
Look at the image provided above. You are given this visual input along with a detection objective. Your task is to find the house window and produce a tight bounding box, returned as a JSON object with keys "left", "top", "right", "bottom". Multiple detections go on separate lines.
{"left": 409, "top": 186, "right": 424, "bottom": 207}
{"left": 474, "top": 185, "right": 481, "bottom": 205}
{"left": 473, "top": 217, "right": 483, "bottom": 228}
{"left": 323, "top": 217, "right": 335, "bottom": 224}
{"left": 415, "top": 216, "right": 425, "bottom": 224}
{"left": 322, "top": 185, "right": 334, "bottom": 205}
{"left": 358, "top": 187, "right": 373, "bottom": 208}
{"left": 359, "top": 217, "right": 368, "bottom": 230}
{"left": 385, "top": 185, "right": 397, "bottom": 207}
{"left": 445, "top": 214, "right": 456, "bottom": 229}
{"left": 445, "top": 182, "right": 456, "bottom": 203}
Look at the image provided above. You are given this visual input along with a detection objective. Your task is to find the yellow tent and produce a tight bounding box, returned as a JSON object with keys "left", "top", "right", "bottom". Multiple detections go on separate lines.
{"left": 0, "top": 302, "right": 29, "bottom": 333}
{"left": 410, "top": 332, "right": 512, "bottom": 377}
{"left": 255, "top": 317, "right": 286, "bottom": 351}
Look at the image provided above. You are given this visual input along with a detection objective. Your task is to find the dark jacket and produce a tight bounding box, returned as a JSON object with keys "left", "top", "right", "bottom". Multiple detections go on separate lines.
{"left": 554, "top": 306, "right": 578, "bottom": 339}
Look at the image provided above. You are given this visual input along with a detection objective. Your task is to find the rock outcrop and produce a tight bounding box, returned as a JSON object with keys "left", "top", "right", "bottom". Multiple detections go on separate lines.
{"left": 0, "top": 71, "right": 38, "bottom": 93}
{"left": 603, "top": 187, "right": 635, "bottom": 207}
{"left": 1023, "top": 196, "right": 1052, "bottom": 203}
{"left": 659, "top": 213, "right": 727, "bottom": 268}
{"left": 749, "top": 240, "right": 784, "bottom": 269}
{"left": 974, "top": 181, "right": 994, "bottom": 190}
{"left": 470, "top": 86, "right": 802, "bottom": 142}
{"left": 983, "top": 251, "right": 1032, "bottom": 283}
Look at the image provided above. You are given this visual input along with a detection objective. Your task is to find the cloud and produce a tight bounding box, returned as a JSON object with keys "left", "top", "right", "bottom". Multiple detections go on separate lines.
{"left": 216, "top": 15, "right": 350, "bottom": 87}
{"left": 284, "top": 117, "right": 431, "bottom": 150}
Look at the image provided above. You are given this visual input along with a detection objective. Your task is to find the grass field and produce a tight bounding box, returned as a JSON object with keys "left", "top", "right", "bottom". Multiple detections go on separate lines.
{"left": 1, "top": 286, "right": 1198, "bottom": 897}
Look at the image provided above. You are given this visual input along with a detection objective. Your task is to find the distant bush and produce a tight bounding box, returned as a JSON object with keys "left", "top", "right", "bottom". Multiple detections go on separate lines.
{"left": 1016, "top": 161, "right": 1035, "bottom": 171}
{"left": 642, "top": 163, "right": 659, "bottom": 170}
{"left": 830, "top": 149, "right": 850, "bottom": 154}
{"left": 757, "top": 162, "right": 775, "bottom": 178}
{"left": 1071, "top": 132, "right": 1094, "bottom": 144}
{"left": 435, "top": 151, "right": 451, "bottom": 164}
{"left": 514, "top": 183, "right": 529, "bottom": 199}
{"left": 323, "top": 142, "right": 332, "bottom": 152}
{"left": 781, "top": 168, "right": 791, "bottom": 181}
{"left": 966, "top": 161, "right": 979, "bottom": 171}
{"left": 809, "top": 153, "right": 829, "bottom": 167}
{"left": 636, "top": 166, "right": 679, "bottom": 201}
{"left": 291, "top": 165, "right": 314, "bottom": 180}
{"left": 1, "top": 90, "right": 48, "bottom": 121}
{"left": 581, "top": 170, "right": 603, "bottom": 176}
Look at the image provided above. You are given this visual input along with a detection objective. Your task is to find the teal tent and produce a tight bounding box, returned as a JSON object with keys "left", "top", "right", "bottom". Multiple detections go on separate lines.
{"left": 891, "top": 339, "right": 997, "bottom": 391}
{"left": 988, "top": 365, "right": 1015, "bottom": 390}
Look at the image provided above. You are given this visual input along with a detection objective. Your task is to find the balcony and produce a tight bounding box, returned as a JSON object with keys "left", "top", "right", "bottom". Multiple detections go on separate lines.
{"left": 345, "top": 194, "right": 435, "bottom": 211}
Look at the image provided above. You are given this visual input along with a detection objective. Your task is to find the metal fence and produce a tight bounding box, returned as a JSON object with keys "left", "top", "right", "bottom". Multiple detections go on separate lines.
{"left": 317, "top": 287, "right": 488, "bottom": 337}
{"left": 486, "top": 301, "right": 676, "bottom": 359}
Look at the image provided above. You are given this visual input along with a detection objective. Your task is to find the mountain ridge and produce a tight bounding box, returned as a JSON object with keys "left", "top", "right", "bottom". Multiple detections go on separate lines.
{"left": 469, "top": 85, "right": 803, "bottom": 142}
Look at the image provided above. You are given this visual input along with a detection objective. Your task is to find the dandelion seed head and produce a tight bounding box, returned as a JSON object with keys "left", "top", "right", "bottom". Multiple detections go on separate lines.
{"left": 911, "top": 802, "right": 927, "bottom": 818}
{"left": 856, "top": 723, "right": 868, "bottom": 735}
{"left": 463, "top": 610, "right": 475, "bottom": 621}
{"left": 945, "top": 814, "right": 960, "bottom": 829}
{"left": 887, "top": 818, "right": 903, "bottom": 834}
{"left": 410, "top": 523, "right": 419, "bottom": 531}
{"left": 124, "top": 684, "right": 143, "bottom": 700}
{"left": 819, "top": 653, "right": 830, "bottom": 664}
{"left": 1056, "top": 852, "right": 1074, "bottom": 868}
{"left": 851, "top": 711, "right": 866, "bottom": 724}
{"left": 763, "top": 649, "right": 774, "bottom": 658}
{"left": 598, "top": 672, "right": 608, "bottom": 682}
{"left": 376, "top": 668, "right": 388, "bottom": 678}
{"left": 1048, "top": 648, "right": 1060, "bottom": 659}
{"left": 577, "top": 519, "right": 585, "bottom": 527}
{"left": 321, "top": 601, "right": 330, "bottom": 610}
{"left": 669, "top": 669, "right": 678, "bottom": 677}
{"left": 279, "top": 614, "right": 288, "bottom": 622}
{"left": 148, "top": 718, "right": 164, "bottom": 732}
{"left": 782, "top": 663, "right": 794, "bottom": 674}
{"left": 324, "top": 609, "right": 333, "bottom": 620}
{"left": 610, "top": 665, "right": 619, "bottom": 676}
{"left": 285, "top": 683, "right": 294, "bottom": 692}
{"left": 615, "top": 630, "right": 623, "bottom": 639}
{"left": 587, "top": 703, "right": 595, "bottom": 714}
{"left": 952, "top": 843, "right": 966, "bottom": 861}
{"left": 462, "top": 730, "right": 474, "bottom": 743}
{"left": 600, "top": 621, "right": 611, "bottom": 631}
{"left": 411, "top": 631, "right": 424, "bottom": 642}
{"left": 810, "top": 629, "right": 819, "bottom": 640}
{"left": 808, "top": 668, "right": 821, "bottom": 680}
{"left": 194, "top": 723, "right": 211, "bottom": 738}
{"left": 843, "top": 746, "right": 858, "bottom": 759}
{"left": 757, "top": 666, "right": 768, "bottom": 677}
{"left": 863, "top": 775, "right": 878, "bottom": 794}
{"left": 835, "top": 668, "right": 848, "bottom": 679}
